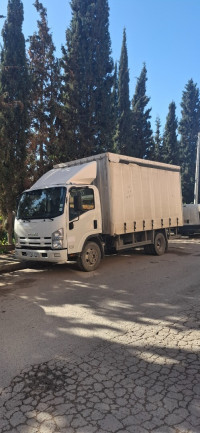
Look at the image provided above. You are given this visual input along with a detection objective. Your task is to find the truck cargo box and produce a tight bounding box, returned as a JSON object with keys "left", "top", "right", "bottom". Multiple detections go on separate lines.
{"left": 56, "top": 152, "right": 183, "bottom": 235}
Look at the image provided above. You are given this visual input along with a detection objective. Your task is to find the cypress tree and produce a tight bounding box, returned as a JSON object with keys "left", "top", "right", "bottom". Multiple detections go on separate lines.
{"left": 162, "top": 101, "right": 179, "bottom": 165}
{"left": 61, "top": 0, "right": 113, "bottom": 159}
{"left": 117, "top": 28, "right": 131, "bottom": 155}
{"left": 0, "top": 0, "right": 29, "bottom": 243}
{"left": 154, "top": 117, "right": 162, "bottom": 161}
{"left": 130, "top": 64, "right": 153, "bottom": 158}
{"left": 111, "top": 62, "right": 119, "bottom": 152}
{"left": 179, "top": 79, "right": 200, "bottom": 203}
{"left": 28, "top": 0, "right": 61, "bottom": 180}
{"left": 147, "top": 116, "right": 162, "bottom": 161}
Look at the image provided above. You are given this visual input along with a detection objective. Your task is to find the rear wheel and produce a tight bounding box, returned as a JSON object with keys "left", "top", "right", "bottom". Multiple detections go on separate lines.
{"left": 77, "top": 241, "right": 101, "bottom": 272}
{"left": 153, "top": 232, "right": 166, "bottom": 256}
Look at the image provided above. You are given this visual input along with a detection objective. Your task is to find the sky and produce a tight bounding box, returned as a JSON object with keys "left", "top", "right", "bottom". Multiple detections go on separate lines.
{"left": 0, "top": 0, "right": 200, "bottom": 133}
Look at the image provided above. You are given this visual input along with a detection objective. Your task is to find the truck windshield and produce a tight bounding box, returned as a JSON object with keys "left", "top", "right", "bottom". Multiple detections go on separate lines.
{"left": 17, "top": 187, "right": 66, "bottom": 220}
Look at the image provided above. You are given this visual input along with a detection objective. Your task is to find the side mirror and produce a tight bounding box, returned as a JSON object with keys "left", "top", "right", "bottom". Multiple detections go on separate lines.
{"left": 69, "top": 221, "right": 74, "bottom": 230}
{"left": 69, "top": 215, "right": 79, "bottom": 230}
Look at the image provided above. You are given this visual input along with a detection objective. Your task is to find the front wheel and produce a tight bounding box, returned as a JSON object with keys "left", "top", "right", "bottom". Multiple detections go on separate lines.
{"left": 153, "top": 232, "right": 166, "bottom": 256}
{"left": 77, "top": 241, "right": 101, "bottom": 272}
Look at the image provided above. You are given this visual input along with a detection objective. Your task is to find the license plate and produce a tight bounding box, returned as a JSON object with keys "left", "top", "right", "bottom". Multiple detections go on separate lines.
{"left": 28, "top": 251, "right": 39, "bottom": 258}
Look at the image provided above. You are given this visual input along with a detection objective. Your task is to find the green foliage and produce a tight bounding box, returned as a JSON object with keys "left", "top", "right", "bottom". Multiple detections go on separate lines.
{"left": 162, "top": 101, "right": 179, "bottom": 165}
{"left": 117, "top": 29, "right": 132, "bottom": 155}
{"left": 111, "top": 62, "right": 119, "bottom": 152}
{"left": 27, "top": 0, "right": 61, "bottom": 182}
{"left": 60, "top": 0, "right": 114, "bottom": 159}
{"left": 0, "top": 216, "right": 8, "bottom": 245}
{"left": 147, "top": 117, "right": 162, "bottom": 161}
{"left": 130, "top": 64, "right": 153, "bottom": 158}
{"left": 179, "top": 79, "right": 200, "bottom": 203}
{"left": 0, "top": 0, "right": 30, "bottom": 242}
{"left": 0, "top": 226, "right": 7, "bottom": 244}
{"left": 1, "top": 0, "right": 200, "bottom": 224}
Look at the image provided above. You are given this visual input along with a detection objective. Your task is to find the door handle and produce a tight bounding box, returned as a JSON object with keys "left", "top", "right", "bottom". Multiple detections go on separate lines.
{"left": 94, "top": 220, "right": 97, "bottom": 229}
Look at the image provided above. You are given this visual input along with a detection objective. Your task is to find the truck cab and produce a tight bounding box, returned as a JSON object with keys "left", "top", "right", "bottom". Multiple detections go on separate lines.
{"left": 15, "top": 162, "right": 103, "bottom": 271}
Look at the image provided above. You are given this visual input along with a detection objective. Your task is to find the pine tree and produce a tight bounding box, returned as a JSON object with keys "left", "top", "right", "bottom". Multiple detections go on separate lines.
{"left": 179, "top": 79, "right": 200, "bottom": 203}
{"left": 117, "top": 28, "right": 131, "bottom": 154}
{"left": 162, "top": 101, "right": 179, "bottom": 165}
{"left": 28, "top": 0, "right": 61, "bottom": 181}
{"left": 130, "top": 64, "right": 153, "bottom": 158}
{"left": 61, "top": 0, "right": 114, "bottom": 159}
{"left": 0, "top": 0, "right": 29, "bottom": 243}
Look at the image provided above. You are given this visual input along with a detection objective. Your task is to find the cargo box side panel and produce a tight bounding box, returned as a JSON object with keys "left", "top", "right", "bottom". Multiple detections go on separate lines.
{"left": 166, "top": 169, "right": 183, "bottom": 226}
{"left": 151, "top": 168, "right": 182, "bottom": 228}
{"left": 94, "top": 156, "right": 112, "bottom": 234}
{"left": 109, "top": 162, "right": 155, "bottom": 234}
{"left": 108, "top": 162, "right": 143, "bottom": 235}
{"left": 108, "top": 162, "right": 183, "bottom": 236}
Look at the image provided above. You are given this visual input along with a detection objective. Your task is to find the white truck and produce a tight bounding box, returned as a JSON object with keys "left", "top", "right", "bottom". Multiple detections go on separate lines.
{"left": 178, "top": 203, "right": 200, "bottom": 236}
{"left": 15, "top": 152, "right": 183, "bottom": 271}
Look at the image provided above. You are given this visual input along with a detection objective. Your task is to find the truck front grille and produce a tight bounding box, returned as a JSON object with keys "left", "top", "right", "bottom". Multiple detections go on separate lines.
{"left": 19, "top": 236, "right": 52, "bottom": 249}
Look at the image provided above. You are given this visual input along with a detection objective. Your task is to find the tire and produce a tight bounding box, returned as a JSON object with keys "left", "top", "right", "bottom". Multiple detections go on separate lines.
{"left": 77, "top": 241, "right": 101, "bottom": 272}
{"left": 153, "top": 232, "right": 166, "bottom": 256}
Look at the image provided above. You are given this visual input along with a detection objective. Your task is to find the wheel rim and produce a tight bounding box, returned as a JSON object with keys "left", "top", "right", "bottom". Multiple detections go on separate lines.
{"left": 155, "top": 233, "right": 166, "bottom": 255}
{"left": 85, "top": 248, "right": 98, "bottom": 265}
{"left": 156, "top": 239, "right": 162, "bottom": 250}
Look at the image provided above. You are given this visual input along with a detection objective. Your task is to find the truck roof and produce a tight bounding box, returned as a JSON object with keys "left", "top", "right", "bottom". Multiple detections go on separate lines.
{"left": 54, "top": 152, "right": 181, "bottom": 173}
{"left": 27, "top": 152, "right": 181, "bottom": 192}
{"left": 29, "top": 161, "right": 97, "bottom": 190}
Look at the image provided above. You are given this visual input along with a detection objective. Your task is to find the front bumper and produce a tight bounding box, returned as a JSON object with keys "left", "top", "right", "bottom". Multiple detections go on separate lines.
{"left": 15, "top": 248, "right": 68, "bottom": 263}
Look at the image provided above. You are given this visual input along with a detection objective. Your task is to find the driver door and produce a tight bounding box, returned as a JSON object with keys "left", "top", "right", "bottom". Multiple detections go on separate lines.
{"left": 67, "top": 186, "right": 101, "bottom": 254}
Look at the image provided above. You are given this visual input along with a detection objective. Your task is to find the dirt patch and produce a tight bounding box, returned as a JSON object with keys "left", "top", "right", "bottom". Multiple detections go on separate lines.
{"left": 14, "top": 278, "right": 36, "bottom": 286}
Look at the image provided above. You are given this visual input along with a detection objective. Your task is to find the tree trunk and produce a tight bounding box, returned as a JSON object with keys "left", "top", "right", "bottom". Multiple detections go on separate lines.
{"left": 7, "top": 210, "right": 14, "bottom": 245}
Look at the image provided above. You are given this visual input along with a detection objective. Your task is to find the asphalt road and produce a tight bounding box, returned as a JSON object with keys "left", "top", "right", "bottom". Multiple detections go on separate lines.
{"left": 0, "top": 238, "right": 200, "bottom": 432}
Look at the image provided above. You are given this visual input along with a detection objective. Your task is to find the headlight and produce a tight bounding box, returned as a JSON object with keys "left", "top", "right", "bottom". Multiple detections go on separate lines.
{"left": 52, "top": 239, "right": 63, "bottom": 249}
{"left": 52, "top": 228, "right": 64, "bottom": 249}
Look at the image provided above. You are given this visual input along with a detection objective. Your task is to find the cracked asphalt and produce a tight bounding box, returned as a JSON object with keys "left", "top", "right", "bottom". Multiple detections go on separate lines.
{"left": 0, "top": 238, "right": 200, "bottom": 432}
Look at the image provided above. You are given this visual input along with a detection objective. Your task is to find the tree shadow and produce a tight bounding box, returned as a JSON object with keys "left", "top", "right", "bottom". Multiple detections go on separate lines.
{"left": 0, "top": 244, "right": 200, "bottom": 431}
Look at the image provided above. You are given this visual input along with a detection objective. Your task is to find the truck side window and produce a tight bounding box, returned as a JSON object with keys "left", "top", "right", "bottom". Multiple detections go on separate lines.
{"left": 69, "top": 187, "right": 95, "bottom": 221}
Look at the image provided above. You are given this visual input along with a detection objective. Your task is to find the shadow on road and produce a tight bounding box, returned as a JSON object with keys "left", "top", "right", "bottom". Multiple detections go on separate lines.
{"left": 0, "top": 242, "right": 200, "bottom": 432}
